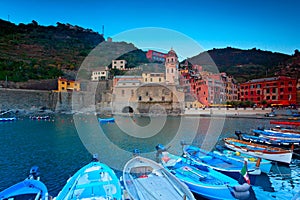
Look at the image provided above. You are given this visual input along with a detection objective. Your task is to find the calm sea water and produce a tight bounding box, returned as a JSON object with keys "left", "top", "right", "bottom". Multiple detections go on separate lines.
{"left": 0, "top": 114, "right": 299, "bottom": 199}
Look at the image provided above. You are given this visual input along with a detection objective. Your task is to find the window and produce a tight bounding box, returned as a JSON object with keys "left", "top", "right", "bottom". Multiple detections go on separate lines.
{"left": 257, "top": 97, "right": 260, "bottom": 101}
{"left": 257, "top": 90, "right": 260, "bottom": 95}
{"left": 266, "top": 96, "right": 270, "bottom": 100}
{"left": 257, "top": 84, "right": 261, "bottom": 88}
{"left": 288, "top": 87, "right": 292, "bottom": 92}
{"left": 150, "top": 78, "right": 153, "bottom": 82}
{"left": 159, "top": 78, "right": 161, "bottom": 82}
{"left": 131, "top": 90, "right": 134, "bottom": 97}
{"left": 280, "top": 95, "right": 283, "bottom": 99}
{"left": 162, "top": 96, "right": 165, "bottom": 101}
{"left": 272, "top": 96, "right": 276, "bottom": 100}
{"left": 138, "top": 96, "right": 142, "bottom": 101}
{"left": 146, "top": 92, "right": 149, "bottom": 96}
{"left": 122, "top": 90, "right": 125, "bottom": 96}
{"left": 266, "top": 88, "right": 270, "bottom": 93}
{"left": 280, "top": 88, "right": 284, "bottom": 92}
{"left": 272, "top": 88, "right": 276, "bottom": 93}
{"left": 145, "top": 78, "right": 147, "bottom": 82}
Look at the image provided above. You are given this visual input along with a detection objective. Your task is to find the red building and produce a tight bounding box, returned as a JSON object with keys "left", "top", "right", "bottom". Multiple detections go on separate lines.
{"left": 239, "top": 76, "right": 297, "bottom": 106}
{"left": 146, "top": 50, "right": 167, "bottom": 62}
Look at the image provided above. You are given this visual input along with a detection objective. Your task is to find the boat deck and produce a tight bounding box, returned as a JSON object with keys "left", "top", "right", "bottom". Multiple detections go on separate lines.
{"left": 132, "top": 175, "right": 185, "bottom": 200}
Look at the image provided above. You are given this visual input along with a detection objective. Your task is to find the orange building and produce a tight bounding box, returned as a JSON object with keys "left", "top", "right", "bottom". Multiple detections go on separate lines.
{"left": 239, "top": 76, "right": 297, "bottom": 106}
{"left": 57, "top": 77, "right": 80, "bottom": 92}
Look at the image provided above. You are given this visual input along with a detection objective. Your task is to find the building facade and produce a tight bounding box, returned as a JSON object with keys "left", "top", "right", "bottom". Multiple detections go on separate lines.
{"left": 165, "top": 49, "right": 179, "bottom": 85}
{"left": 142, "top": 73, "right": 165, "bottom": 83}
{"left": 112, "top": 60, "right": 126, "bottom": 70}
{"left": 146, "top": 50, "right": 167, "bottom": 62}
{"left": 91, "top": 68, "right": 109, "bottom": 81}
{"left": 57, "top": 77, "right": 80, "bottom": 92}
{"left": 239, "top": 76, "right": 297, "bottom": 106}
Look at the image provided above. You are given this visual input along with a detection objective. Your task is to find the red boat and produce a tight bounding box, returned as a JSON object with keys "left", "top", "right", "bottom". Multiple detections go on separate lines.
{"left": 270, "top": 121, "right": 300, "bottom": 126}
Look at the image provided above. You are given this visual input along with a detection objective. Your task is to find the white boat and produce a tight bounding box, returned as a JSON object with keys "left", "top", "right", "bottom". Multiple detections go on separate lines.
{"left": 224, "top": 138, "right": 293, "bottom": 164}
{"left": 123, "top": 156, "right": 195, "bottom": 200}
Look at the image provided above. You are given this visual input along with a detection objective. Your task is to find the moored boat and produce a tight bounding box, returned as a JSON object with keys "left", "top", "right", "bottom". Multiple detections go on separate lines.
{"left": 30, "top": 115, "right": 50, "bottom": 120}
{"left": 224, "top": 138, "right": 293, "bottom": 164}
{"left": 156, "top": 144, "right": 251, "bottom": 200}
{"left": 98, "top": 117, "right": 115, "bottom": 123}
{"left": 236, "top": 131, "right": 300, "bottom": 148}
{"left": 182, "top": 144, "right": 261, "bottom": 182}
{"left": 215, "top": 144, "right": 273, "bottom": 174}
{"left": 0, "top": 117, "right": 16, "bottom": 122}
{"left": 270, "top": 120, "right": 300, "bottom": 127}
{"left": 252, "top": 129, "right": 300, "bottom": 141}
{"left": 123, "top": 155, "right": 195, "bottom": 200}
{"left": 0, "top": 166, "right": 48, "bottom": 200}
{"left": 54, "top": 154, "right": 122, "bottom": 200}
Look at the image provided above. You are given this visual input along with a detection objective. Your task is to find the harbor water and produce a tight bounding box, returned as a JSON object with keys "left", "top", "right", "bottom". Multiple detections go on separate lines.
{"left": 0, "top": 114, "right": 299, "bottom": 199}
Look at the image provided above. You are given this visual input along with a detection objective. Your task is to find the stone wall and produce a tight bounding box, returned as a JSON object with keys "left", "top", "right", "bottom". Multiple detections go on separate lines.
{"left": 0, "top": 88, "right": 58, "bottom": 111}
{"left": 0, "top": 80, "right": 113, "bottom": 113}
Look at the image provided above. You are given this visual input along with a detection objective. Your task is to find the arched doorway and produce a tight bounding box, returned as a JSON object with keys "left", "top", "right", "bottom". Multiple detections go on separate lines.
{"left": 122, "top": 106, "right": 134, "bottom": 113}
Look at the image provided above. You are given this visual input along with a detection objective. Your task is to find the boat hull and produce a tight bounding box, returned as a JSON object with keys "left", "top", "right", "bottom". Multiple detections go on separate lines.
{"left": 0, "top": 179, "right": 48, "bottom": 200}
{"left": 123, "top": 156, "right": 195, "bottom": 200}
{"left": 156, "top": 148, "right": 250, "bottom": 200}
{"left": 54, "top": 161, "right": 122, "bottom": 200}
{"left": 224, "top": 138, "right": 293, "bottom": 164}
{"left": 0, "top": 117, "right": 16, "bottom": 122}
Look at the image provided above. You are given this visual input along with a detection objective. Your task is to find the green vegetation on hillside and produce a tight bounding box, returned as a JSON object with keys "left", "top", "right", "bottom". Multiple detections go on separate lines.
{"left": 0, "top": 19, "right": 104, "bottom": 82}
{"left": 187, "top": 47, "right": 294, "bottom": 83}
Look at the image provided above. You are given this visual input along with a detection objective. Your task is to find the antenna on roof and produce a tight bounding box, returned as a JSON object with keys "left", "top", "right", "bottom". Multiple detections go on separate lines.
{"left": 102, "top": 25, "right": 104, "bottom": 36}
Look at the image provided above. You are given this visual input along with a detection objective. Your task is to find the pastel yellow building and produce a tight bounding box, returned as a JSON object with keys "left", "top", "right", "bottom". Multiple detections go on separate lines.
{"left": 57, "top": 77, "right": 80, "bottom": 92}
{"left": 142, "top": 73, "right": 165, "bottom": 83}
{"left": 185, "top": 100, "right": 205, "bottom": 108}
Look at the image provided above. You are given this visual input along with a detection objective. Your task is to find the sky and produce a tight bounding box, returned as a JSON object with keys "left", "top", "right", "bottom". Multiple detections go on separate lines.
{"left": 0, "top": 0, "right": 299, "bottom": 58}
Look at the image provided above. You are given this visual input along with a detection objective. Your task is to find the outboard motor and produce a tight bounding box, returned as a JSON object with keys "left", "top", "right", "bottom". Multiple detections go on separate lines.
{"left": 132, "top": 149, "right": 141, "bottom": 157}
{"left": 155, "top": 144, "right": 167, "bottom": 152}
{"left": 235, "top": 131, "right": 242, "bottom": 140}
{"left": 91, "top": 153, "right": 99, "bottom": 162}
{"left": 29, "top": 166, "right": 40, "bottom": 180}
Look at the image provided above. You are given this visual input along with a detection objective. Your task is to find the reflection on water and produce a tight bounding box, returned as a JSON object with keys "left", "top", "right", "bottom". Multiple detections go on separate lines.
{"left": 0, "top": 115, "right": 299, "bottom": 199}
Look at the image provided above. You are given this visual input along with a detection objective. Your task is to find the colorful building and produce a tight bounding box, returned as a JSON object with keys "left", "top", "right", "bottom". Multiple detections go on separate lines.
{"left": 57, "top": 77, "right": 80, "bottom": 92}
{"left": 146, "top": 50, "right": 167, "bottom": 62}
{"left": 239, "top": 76, "right": 297, "bottom": 106}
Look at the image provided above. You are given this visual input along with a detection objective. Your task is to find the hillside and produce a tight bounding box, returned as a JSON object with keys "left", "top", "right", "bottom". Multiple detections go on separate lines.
{"left": 0, "top": 19, "right": 105, "bottom": 82}
{"left": 187, "top": 47, "right": 293, "bottom": 83}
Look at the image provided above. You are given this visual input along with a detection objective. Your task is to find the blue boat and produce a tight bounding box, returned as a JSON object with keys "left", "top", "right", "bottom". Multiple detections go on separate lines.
{"left": 54, "top": 155, "right": 122, "bottom": 200}
{"left": 156, "top": 144, "right": 251, "bottom": 200}
{"left": 236, "top": 131, "right": 300, "bottom": 147}
{"left": 252, "top": 128, "right": 300, "bottom": 141}
{"left": 98, "top": 117, "right": 115, "bottom": 123}
{"left": 0, "top": 117, "right": 16, "bottom": 122}
{"left": 0, "top": 166, "right": 49, "bottom": 200}
{"left": 182, "top": 144, "right": 261, "bottom": 182}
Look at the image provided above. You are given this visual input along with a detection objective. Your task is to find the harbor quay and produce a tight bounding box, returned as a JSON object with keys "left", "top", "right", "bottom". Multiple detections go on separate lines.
{"left": 184, "top": 107, "right": 272, "bottom": 116}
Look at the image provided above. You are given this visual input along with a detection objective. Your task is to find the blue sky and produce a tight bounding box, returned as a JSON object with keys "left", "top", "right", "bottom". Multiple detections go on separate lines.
{"left": 0, "top": 0, "right": 299, "bottom": 57}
